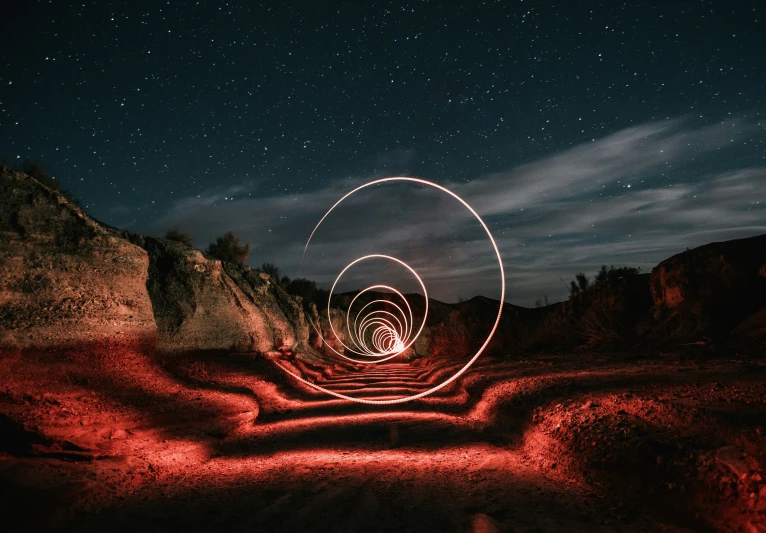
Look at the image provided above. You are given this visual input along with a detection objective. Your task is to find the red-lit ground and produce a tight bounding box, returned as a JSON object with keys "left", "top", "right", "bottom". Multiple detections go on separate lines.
{"left": 0, "top": 346, "right": 764, "bottom": 532}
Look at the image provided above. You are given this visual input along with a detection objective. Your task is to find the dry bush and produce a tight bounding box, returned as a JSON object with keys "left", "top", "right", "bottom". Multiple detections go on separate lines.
{"left": 430, "top": 310, "right": 470, "bottom": 358}
{"left": 575, "top": 295, "right": 624, "bottom": 347}
{"left": 206, "top": 231, "right": 251, "bottom": 264}
{"left": 165, "top": 228, "right": 193, "bottom": 247}
{"left": 513, "top": 310, "right": 574, "bottom": 353}
{"left": 54, "top": 216, "right": 94, "bottom": 255}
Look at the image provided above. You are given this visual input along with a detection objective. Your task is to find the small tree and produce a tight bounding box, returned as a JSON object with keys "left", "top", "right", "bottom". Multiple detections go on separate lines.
{"left": 594, "top": 265, "right": 642, "bottom": 286}
{"left": 18, "top": 159, "right": 80, "bottom": 205}
{"left": 206, "top": 231, "right": 251, "bottom": 264}
{"left": 606, "top": 266, "right": 641, "bottom": 282}
{"left": 260, "top": 262, "right": 281, "bottom": 281}
{"left": 595, "top": 265, "right": 609, "bottom": 285}
{"left": 575, "top": 272, "right": 589, "bottom": 292}
{"left": 165, "top": 228, "right": 193, "bottom": 246}
{"left": 569, "top": 280, "right": 581, "bottom": 297}
{"left": 534, "top": 294, "right": 549, "bottom": 307}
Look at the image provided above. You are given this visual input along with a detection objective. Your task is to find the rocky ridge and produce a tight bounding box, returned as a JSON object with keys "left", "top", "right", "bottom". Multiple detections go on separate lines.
{"left": 0, "top": 166, "right": 307, "bottom": 357}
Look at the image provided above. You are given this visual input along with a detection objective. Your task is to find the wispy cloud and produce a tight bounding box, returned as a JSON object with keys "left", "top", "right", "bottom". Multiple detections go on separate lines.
{"left": 136, "top": 115, "right": 766, "bottom": 306}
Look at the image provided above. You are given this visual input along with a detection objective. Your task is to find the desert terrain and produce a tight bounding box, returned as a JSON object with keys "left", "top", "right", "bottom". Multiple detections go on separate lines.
{"left": 1, "top": 167, "right": 765, "bottom": 532}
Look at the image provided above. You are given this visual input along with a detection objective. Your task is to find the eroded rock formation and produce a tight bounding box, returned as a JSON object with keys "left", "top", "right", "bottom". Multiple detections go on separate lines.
{"left": 0, "top": 166, "right": 308, "bottom": 356}
{"left": 0, "top": 167, "right": 157, "bottom": 354}
{"left": 120, "top": 233, "right": 308, "bottom": 353}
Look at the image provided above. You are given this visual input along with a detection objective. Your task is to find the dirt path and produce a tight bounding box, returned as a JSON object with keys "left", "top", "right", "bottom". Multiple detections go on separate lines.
{"left": 0, "top": 349, "right": 764, "bottom": 532}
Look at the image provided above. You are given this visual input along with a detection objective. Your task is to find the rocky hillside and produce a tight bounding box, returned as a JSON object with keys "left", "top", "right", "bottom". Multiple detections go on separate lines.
{"left": 0, "top": 166, "right": 308, "bottom": 357}
{"left": 513, "top": 236, "right": 766, "bottom": 353}
{"left": 0, "top": 166, "right": 157, "bottom": 355}
{"left": 118, "top": 233, "right": 308, "bottom": 353}
{"left": 647, "top": 234, "right": 766, "bottom": 343}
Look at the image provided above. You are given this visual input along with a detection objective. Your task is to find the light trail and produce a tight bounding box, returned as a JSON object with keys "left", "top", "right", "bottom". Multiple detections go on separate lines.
{"left": 291, "top": 176, "right": 505, "bottom": 405}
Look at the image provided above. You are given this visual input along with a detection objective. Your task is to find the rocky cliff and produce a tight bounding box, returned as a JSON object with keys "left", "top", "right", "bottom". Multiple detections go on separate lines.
{"left": 0, "top": 167, "right": 157, "bottom": 355}
{"left": 0, "top": 166, "right": 308, "bottom": 356}
{"left": 119, "top": 233, "right": 308, "bottom": 353}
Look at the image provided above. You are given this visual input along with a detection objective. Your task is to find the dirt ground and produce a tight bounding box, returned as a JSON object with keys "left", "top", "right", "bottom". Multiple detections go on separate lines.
{"left": 0, "top": 345, "right": 764, "bottom": 532}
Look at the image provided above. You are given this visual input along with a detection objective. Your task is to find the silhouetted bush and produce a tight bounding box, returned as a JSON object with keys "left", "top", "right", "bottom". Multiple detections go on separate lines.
{"left": 18, "top": 160, "right": 80, "bottom": 206}
{"left": 570, "top": 265, "right": 640, "bottom": 297}
{"left": 260, "top": 262, "right": 281, "bottom": 281}
{"left": 519, "top": 268, "right": 650, "bottom": 352}
{"left": 206, "top": 231, "right": 251, "bottom": 264}
{"left": 285, "top": 277, "right": 330, "bottom": 309}
{"left": 165, "top": 228, "right": 193, "bottom": 247}
{"left": 594, "top": 265, "right": 642, "bottom": 285}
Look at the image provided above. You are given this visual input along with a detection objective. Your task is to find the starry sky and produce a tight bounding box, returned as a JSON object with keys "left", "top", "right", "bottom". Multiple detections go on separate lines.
{"left": 2, "top": 1, "right": 765, "bottom": 305}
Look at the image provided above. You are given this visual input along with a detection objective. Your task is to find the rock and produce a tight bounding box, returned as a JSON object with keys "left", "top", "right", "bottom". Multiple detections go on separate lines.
{"left": 119, "top": 233, "right": 308, "bottom": 353}
{"left": 109, "top": 429, "right": 128, "bottom": 440}
{"left": 0, "top": 166, "right": 309, "bottom": 356}
{"left": 646, "top": 234, "right": 766, "bottom": 341}
{"left": 0, "top": 167, "right": 157, "bottom": 355}
{"left": 306, "top": 303, "right": 348, "bottom": 354}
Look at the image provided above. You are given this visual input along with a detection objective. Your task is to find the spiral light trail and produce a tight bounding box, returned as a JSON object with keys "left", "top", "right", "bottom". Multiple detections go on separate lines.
{"left": 280, "top": 176, "right": 505, "bottom": 405}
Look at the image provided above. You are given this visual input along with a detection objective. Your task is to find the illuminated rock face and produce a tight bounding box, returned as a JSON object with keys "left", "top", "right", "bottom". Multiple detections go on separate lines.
{"left": 122, "top": 233, "right": 309, "bottom": 354}
{"left": 0, "top": 167, "right": 308, "bottom": 356}
{"left": 0, "top": 166, "right": 158, "bottom": 355}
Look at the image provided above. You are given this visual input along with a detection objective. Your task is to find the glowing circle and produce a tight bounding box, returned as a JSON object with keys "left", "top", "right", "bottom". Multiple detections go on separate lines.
{"left": 283, "top": 176, "right": 505, "bottom": 405}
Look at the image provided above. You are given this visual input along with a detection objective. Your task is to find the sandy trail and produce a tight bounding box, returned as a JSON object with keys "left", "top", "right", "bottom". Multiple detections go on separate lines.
{"left": 0, "top": 348, "right": 764, "bottom": 532}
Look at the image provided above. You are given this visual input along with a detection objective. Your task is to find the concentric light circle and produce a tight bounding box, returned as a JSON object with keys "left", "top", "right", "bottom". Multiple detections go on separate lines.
{"left": 281, "top": 176, "right": 505, "bottom": 405}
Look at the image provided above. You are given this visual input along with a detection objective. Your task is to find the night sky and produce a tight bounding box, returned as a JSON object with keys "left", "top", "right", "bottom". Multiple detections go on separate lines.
{"left": 2, "top": 1, "right": 765, "bottom": 305}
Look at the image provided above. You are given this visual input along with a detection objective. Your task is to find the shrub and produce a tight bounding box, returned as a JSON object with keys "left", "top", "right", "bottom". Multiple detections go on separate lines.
{"left": 575, "top": 295, "right": 624, "bottom": 346}
{"left": 430, "top": 310, "right": 470, "bottom": 358}
{"left": 19, "top": 160, "right": 80, "bottom": 206}
{"left": 284, "top": 277, "right": 330, "bottom": 309}
{"left": 260, "top": 262, "right": 281, "bottom": 281}
{"left": 165, "top": 228, "right": 193, "bottom": 246}
{"left": 594, "top": 264, "right": 641, "bottom": 285}
{"left": 570, "top": 265, "right": 640, "bottom": 297}
{"left": 17, "top": 272, "right": 52, "bottom": 294}
{"left": 206, "top": 231, "right": 251, "bottom": 264}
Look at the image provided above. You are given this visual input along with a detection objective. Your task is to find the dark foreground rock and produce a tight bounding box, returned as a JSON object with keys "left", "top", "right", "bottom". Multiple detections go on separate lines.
{"left": 647, "top": 234, "right": 766, "bottom": 343}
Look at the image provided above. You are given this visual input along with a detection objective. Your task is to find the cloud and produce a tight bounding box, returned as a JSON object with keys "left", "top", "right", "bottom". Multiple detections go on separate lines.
{"left": 134, "top": 115, "right": 766, "bottom": 306}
